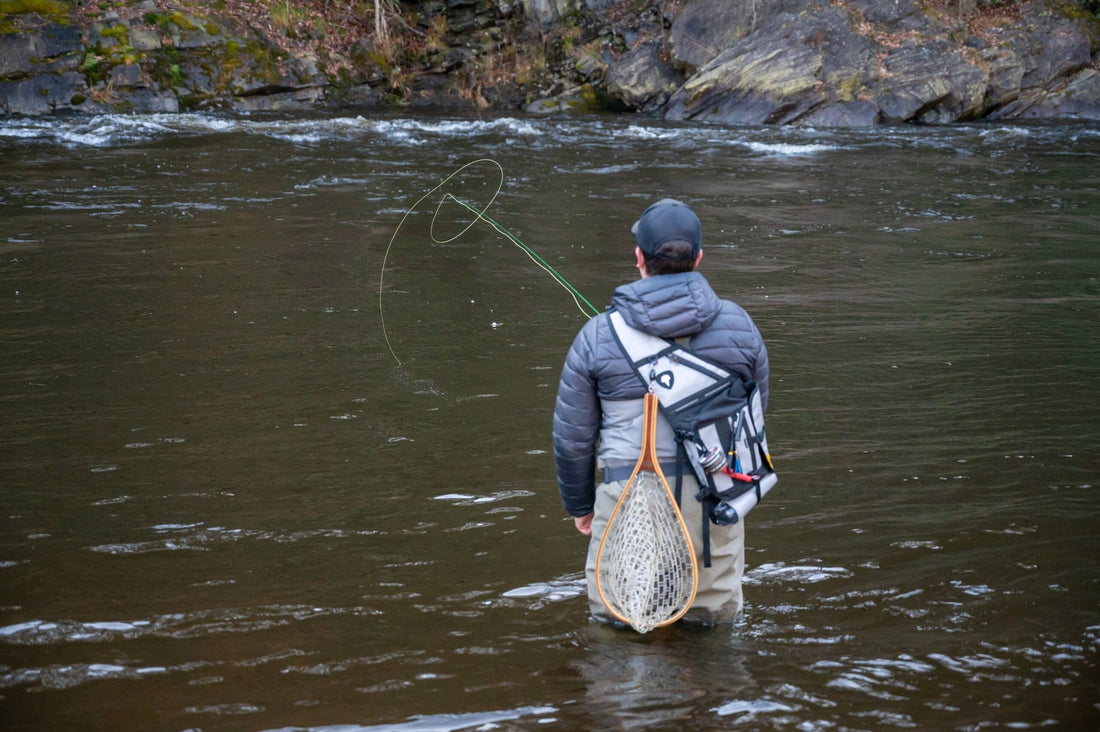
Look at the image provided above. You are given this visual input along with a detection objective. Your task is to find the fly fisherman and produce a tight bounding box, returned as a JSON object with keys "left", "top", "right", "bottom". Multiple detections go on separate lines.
{"left": 552, "top": 199, "right": 770, "bottom": 625}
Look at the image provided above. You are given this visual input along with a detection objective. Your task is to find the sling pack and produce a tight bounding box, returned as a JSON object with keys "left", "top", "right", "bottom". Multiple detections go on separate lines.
{"left": 608, "top": 310, "right": 777, "bottom": 566}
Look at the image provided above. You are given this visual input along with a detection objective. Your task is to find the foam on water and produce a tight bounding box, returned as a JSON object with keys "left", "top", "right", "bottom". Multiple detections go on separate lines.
{"left": 743, "top": 141, "right": 839, "bottom": 156}
{"left": 0, "top": 111, "right": 839, "bottom": 152}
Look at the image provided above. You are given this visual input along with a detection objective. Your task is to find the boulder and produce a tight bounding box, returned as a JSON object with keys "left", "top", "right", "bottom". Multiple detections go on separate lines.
{"left": 109, "top": 62, "right": 145, "bottom": 88}
{"left": 664, "top": 8, "right": 879, "bottom": 126}
{"left": 33, "top": 20, "right": 83, "bottom": 58}
{"left": 872, "top": 40, "right": 988, "bottom": 123}
{"left": 0, "top": 71, "right": 86, "bottom": 115}
{"left": 1016, "top": 15, "right": 1092, "bottom": 88}
{"left": 0, "top": 33, "right": 37, "bottom": 78}
{"left": 0, "top": 21, "right": 82, "bottom": 77}
{"left": 980, "top": 44, "right": 1026, "bottom": 111}
{"left": 521, "top": 0, "right": 614, "bottom": 26}
{"left": 668, "top": 0, "right": 805, "bottom": 71}
{"left": 232, "top": 86, "right": 324, "bottom": 112}
{"left": 799, "top": 99, "right": 881, "bottom": 127}
{"left": 991, "top": 66, "right": 1100, "bottom": 120}
{"left": 525, "top": 84, "right": 600, "bottom": 113}
{"left": 114, "top": 87, "right": 180, "bottom": 113}
{"left": 605, "top": 40, "right": 681, "bottom": 111}
{"left": 660, "top": 2, "right": 1052, "bottom": 126}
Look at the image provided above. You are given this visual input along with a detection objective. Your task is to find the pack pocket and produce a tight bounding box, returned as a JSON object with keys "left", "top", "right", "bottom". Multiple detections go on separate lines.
{"left": 709, "top": 387, "right": 777, "bottom": 519}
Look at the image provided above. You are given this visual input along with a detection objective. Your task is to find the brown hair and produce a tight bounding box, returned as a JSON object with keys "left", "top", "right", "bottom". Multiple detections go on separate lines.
{"left": 642, "top": 239, "right": 697, "bottom": 276}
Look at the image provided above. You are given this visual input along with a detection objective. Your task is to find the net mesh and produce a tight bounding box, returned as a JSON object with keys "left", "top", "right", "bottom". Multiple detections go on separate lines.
{"left": 596, "top": 471, "right": 696, "bottom": 633}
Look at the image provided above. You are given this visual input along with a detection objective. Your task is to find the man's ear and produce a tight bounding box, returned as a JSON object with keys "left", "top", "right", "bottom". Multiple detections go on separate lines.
{"left": 635, "top": 246, "right": 647, "bottom": 273}
{"left": 694, "top": 250, "right": 703, "bottom": 267}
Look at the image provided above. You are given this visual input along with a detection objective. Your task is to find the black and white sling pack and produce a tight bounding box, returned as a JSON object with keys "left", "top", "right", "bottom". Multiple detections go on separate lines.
{"left": 608, "top": 310, "right": 778, "bottom": 567}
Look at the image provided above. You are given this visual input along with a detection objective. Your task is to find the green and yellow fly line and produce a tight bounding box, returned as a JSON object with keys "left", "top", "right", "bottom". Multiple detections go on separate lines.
{"left": 378, "top": 158, "right": 597, "bottom": 367}
{"left": 378, "top": 160, "right": 698, "bottom": 632}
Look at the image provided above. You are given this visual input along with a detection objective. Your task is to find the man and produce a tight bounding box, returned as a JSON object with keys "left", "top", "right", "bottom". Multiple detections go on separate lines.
{"left": 552, "top": 199, "right": 769, "bottom": 625}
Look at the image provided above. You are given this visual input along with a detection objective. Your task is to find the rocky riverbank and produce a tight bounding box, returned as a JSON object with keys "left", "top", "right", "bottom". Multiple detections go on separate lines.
{"left": 2, "top": 0, "right": 1099, "bottom": 125}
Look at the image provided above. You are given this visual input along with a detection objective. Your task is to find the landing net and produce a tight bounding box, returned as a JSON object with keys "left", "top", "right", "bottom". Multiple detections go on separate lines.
{"left": 596, "top": 471, "right": 697, "bottom": 633}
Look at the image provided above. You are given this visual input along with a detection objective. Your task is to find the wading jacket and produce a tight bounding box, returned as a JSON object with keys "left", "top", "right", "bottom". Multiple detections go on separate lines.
{"left": 552, "top": 271, "right": 769, "bottom": 517}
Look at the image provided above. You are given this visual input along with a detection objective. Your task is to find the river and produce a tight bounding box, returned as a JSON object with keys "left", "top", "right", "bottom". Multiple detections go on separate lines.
{"left": 1, "top": 111, "right": 1098, "bottom": 730}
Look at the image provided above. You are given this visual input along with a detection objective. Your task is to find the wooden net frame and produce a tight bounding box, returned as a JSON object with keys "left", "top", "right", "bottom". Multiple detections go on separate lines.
{"left": 595, "top": 393, "right": 698, "bottom": 633}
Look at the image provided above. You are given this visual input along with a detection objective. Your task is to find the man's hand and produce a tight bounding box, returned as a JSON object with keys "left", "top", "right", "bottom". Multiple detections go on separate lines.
{"left": 573, "top": 513, "right": 593, "bottom": 536}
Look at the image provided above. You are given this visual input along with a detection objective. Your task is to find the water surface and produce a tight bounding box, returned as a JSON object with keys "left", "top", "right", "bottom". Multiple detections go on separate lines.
{"left": 1, "top": 112, "right": 1098, "bottom": 730}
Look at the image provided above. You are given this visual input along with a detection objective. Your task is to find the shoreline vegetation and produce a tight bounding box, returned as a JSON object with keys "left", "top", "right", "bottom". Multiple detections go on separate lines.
{"left": 1, "top": 0, "right": 1099, "bottom": 125}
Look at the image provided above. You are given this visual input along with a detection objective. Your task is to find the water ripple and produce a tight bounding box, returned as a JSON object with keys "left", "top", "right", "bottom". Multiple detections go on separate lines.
{"left": 88, "top": 525, "right": 383, "bottom": 554}
{"left": 745, "top": 561, "right": 852, "bottom": 585}
{"left": 0, "top": 605, "right": 382, "bottom": 647}
{"left": 261, "top": 704, "right": 558, "bottom": 732}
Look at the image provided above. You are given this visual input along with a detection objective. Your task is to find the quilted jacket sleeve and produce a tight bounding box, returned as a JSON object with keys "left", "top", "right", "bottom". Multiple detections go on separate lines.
{"left": 552, "top": 318, "right": 601, "bottom": 517}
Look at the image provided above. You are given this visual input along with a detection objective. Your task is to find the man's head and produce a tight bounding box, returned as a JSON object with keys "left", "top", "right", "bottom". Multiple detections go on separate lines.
{"left": 632, "top": 199, "right": 703, "bottom": 276}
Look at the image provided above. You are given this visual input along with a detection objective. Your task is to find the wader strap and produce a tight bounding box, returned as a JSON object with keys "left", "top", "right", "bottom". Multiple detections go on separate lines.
{"left": 674, "top": 442, "right": 686, "bottom": 507}
{"left": 700, "top": 496, "right": 713, "bottom": 568}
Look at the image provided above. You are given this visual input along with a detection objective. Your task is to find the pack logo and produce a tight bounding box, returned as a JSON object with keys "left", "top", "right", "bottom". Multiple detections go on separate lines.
{"left": 655, "top": 370, "right": 675, "bottom": 389}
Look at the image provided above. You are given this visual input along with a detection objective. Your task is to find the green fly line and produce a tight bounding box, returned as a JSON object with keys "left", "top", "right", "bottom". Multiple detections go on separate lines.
{"left": 379, "top": 158, "right": 598, "bottom": 365}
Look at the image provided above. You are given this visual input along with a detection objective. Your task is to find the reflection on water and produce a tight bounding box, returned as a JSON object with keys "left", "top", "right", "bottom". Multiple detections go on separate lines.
{"left": 1, "top": 112, "right": 1098, "bottom": 730}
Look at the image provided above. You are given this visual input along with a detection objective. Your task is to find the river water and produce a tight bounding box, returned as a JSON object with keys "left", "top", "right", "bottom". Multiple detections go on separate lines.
{"left": 1, "top": 111, "right": 1098, "bottom": 730}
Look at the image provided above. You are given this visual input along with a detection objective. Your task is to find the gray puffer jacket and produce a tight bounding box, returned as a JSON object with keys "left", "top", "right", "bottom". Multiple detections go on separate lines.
{"left": 552, "top": 271, "right": 769, "bottom": 517}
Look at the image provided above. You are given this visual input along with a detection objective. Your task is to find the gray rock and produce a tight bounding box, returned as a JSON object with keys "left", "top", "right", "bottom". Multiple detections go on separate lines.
{"left": 847, "top": 0, "right": 922, "bottom": 24}
{"left": 38, "top": 21, "right": 83, "bottom": 57}
{"left": 130, "top": 28, "right": 163, "bottom": 52}
{"left": 991, "top": 67, "right": 1100, "bottom": 120}
{"left": 605, "top": 40, "right": 681, "bottom": 111}
{"left": 0, "top": 71, "right": 86, "bottom": 115}
{"left": 174, "top": 24, "right": 222, "bottom": 50}
{"left": 872, "top": 41, "right": 988, "bottom": 123}
{"left": 575, "top": 53, "right": 605, "bottom": 83}
{"left": 981, "top": 45, "right": 1026, "bottom": 111}
{"left": 344, "top": 83, "right": 382, "bottom": 107}
{"left": 1048, "top": 67, "right": 1100, "bottom": 120}
{"left": 151, "top": 12, "right": 221, "bottom": 49}
{"left": 288, "top": 54, "right": 327, "bottom": 87}
{"left": 669, "top": 0, "right": 805, "bottom": 72}
{"left": 0, "top": 34, "right": 37, "bottom": 78}
{"left": 664, "top": 8, "right": 878, "bottom": 126}
{"left": 981, "top": 3, "right": 1095, "bottom": 101}
{"left": 87, "top": 21, "right": 127, "bottom": 52}
{"left": 117, "top": 87, "right": 180, "bottom": 113}
{"left": 521, "top": 0, "right": 611, "bottom": 26}
{"left": 177, "top": 57, "right": 218, "bottom": 95}
{"left": 0, "top": 22, "right": 82, "bottom": 78}
{"left": 661, "top": 4, "right": 1024, "bottom": 126}
{"left": 110, "top": 63, "right": 145, "bottom": 88}
{"left": 525, "top": 85, "right": 593, "bottom": 113}
{"left": 1021, "top": 18, "right": 1091, "bottom": 88}
{"left": 232, "top": 86, "right": 325, "bottom": 112}
{"left": 799, "top": 99, "right": 881, "bottom": 127}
